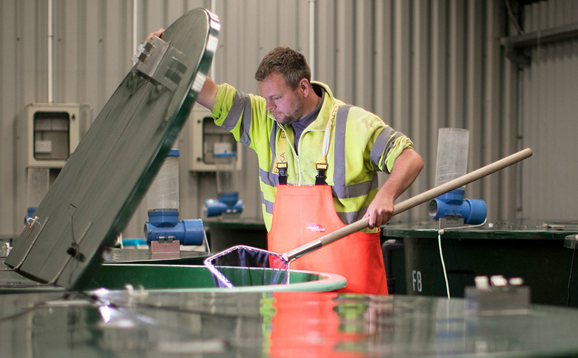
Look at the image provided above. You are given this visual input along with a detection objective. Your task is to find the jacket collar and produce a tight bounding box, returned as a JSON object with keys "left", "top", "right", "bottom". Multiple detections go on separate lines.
{"left": 303, "top": 81, "right": 336, "bottom": 131}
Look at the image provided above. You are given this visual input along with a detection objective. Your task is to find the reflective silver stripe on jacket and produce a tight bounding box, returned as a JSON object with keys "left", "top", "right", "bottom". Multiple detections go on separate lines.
{"left": 337, "top": 208, "right": 369, "bottom": 225}
{"left": 262, "top": 192, "right": 274, "bottom": 214}
{"left": 332, "top": 105, "right": 350, "bottom": 188}
{"left": 332, "top": 105, "right": 379, "bottom": 198}
{"left": 370, "top": 125, "right": 402, "bottom": 173}
{"left": 332, "top": 180, "right": 377, "bottom": 199}
{"left": 333, "top": 105, "right": 378, "bottom": 224}
{"left": 222, "top": 90, "right": 252, "bottom": 146}
{"left": 259, "top": 167, "right": 278, "bottom": 188}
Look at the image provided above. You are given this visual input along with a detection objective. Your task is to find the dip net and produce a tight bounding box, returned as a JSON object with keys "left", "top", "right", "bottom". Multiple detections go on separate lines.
{"left": 204, "top": 245, "right": 290, "bottom": 288}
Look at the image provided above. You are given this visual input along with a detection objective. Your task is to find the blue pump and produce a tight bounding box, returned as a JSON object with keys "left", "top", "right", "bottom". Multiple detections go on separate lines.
{"left": 144, "top": 209, "right": 204, "bottom": 245}
{"left": 203, "top": 192, "right": 243, "bottom": 218}
{"left": 204, "top": 151, "right": 244, "bottom": 218}
{"left": 428, "top": 189, "right": 487, "bottom": 225}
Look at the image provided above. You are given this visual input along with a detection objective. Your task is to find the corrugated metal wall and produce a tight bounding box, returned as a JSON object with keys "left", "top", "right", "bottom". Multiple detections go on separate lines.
{"left": 518, "top": 0, "right": 578, "bottom": 222}
{"left": 3, "top": 0, "right": 572, "bottom": 240}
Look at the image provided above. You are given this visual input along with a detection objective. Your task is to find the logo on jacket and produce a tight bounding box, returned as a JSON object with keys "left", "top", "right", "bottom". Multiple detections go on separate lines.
{"left": 306, "top": 223, "right": 326, "bottom": 232}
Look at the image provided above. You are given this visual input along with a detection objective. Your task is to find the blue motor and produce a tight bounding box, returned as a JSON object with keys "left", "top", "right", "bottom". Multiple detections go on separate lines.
{"left": 428, "top": 189, "right": 487, "bottom": 225}
{"left": 203, "top": 192, "right": 244, "bottom": 218}
{"left": 144, "top": 209, "right": 204, "bottom": 245}
{"left": 204, "top": 151, "right": 244, "bottom": 218}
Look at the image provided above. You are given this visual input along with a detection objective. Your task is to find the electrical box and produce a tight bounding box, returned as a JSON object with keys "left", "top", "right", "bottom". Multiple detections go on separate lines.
{"left": 188, "top": 107, "right": 242, "bottom": 171}
{"left": 15, "top": 103, "right": 86, "bottom": 229}
{"left": 21, "top": 103, "right": 82, "bottom": 168}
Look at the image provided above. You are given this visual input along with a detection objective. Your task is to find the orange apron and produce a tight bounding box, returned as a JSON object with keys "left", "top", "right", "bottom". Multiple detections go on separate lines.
{"left": 267, "top": 184, "right": 388, "bottom": 295}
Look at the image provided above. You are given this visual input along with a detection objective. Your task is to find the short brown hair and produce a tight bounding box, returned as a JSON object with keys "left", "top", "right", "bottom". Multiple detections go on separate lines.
{"left": 254, "top": 46, "right": 311, "bottom": 90}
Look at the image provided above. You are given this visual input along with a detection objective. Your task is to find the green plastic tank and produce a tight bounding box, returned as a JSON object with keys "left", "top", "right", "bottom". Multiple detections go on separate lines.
{"left": 382, "top": 220, "right": 578, "bottom": 306}
{"left": 91, "top": 264, "right": 347, "bottom": 293}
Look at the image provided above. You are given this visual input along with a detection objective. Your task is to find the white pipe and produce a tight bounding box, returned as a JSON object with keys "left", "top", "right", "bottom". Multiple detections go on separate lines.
{"left": 309, "top": 0, "right": 315, "bottom": 80}
{"left": 133, "top": 0, "right": 138, "bottom": 53}
{"left": 210, "top": 0, "right": 216, "bottom": 80}
{"left": 48, "top": 0, "right": 54, "bottom": 103}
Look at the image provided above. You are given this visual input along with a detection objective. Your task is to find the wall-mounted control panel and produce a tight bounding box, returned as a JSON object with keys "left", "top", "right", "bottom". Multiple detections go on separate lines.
{"left": 20, "top": 103, "right": 82, "bottom": 168}
{"left": 188, "top": 107, "right": 242, "bottom": 171}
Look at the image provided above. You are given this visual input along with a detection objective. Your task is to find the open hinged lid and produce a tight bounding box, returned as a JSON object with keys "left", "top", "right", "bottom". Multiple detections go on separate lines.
{"left": 4, "top": 8, "right": 219, "bottom": 290}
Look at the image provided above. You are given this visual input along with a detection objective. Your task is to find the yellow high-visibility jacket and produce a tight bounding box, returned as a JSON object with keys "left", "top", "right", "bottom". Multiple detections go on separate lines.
{"left": 212, "top": 81, "right": 413, "bottom": 231}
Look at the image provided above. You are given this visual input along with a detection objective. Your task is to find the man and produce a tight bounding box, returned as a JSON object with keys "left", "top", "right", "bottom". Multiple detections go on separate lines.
{"left": 149, "top": 30, "right": 423, "bottom": 294}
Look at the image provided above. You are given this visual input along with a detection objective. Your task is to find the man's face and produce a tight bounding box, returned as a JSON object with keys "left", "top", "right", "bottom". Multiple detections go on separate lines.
{"left": 258, "top": 72, "right": 305, "bottom": 125}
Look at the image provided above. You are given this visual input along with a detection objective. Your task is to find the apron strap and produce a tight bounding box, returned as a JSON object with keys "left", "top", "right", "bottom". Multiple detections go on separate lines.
{"left": 315, "top": 163, "right": 328, "bottom": 185}
{"left": 277, "top": 162, "right": 288, "bottom": 185}
{"left": 275, "top": 128, "right": 289, "bottom": 184}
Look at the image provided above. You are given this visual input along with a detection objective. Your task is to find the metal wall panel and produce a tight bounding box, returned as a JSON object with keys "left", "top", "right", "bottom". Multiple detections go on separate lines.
{"left": 0, "top": 0, "right": 19, "bottom": 236}
{"left": 2, "top": 0, "right": 536, "bottom": 239}
{"left": 518, "top": 0, "right": 578, "bottom": 221}
{"left": 410, "top": 0, "right": 431, "bottom": 200}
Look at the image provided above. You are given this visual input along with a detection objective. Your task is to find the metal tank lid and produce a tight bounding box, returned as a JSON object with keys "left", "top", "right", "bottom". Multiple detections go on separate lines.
{"left": 4, "top": 8, "right": 219, "bottom": 290}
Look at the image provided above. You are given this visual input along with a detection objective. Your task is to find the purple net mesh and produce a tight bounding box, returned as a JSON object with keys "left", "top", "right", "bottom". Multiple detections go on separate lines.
{"left": 204, "top": 245, "right": 290, "bottom": 288}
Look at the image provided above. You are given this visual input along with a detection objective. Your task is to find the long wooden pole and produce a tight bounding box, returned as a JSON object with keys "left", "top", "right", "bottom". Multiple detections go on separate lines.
{"left": 284, "top": 148, "right": 533, "bottom": 262}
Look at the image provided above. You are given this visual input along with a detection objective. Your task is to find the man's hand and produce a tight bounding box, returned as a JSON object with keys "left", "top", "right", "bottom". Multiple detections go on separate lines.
{"left": 365, "top": 191, "right": 396, "bottom": 229}
{"left": 143, "top": 27, "right": 217, "bottom": 111}
{"left": 146, "top": 28, "right": 165, "bottom": 42}
{"left": 365, "top": 148, "right": 423, "bottom": 229}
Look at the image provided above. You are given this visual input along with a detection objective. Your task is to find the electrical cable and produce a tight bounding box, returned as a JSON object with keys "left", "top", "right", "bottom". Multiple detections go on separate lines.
{"left": 436, "top": 218, "right": 488, "bottom": 300}
{"left": 437, "top": 227, "right": 451, "bottom": 300}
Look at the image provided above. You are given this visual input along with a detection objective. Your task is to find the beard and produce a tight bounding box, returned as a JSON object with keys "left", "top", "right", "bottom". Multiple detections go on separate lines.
{"left": 277, "top": 112, "right": 300, "bottom": 125}
{"left": 274, "top": 97, "right": 305, "bottom": 125}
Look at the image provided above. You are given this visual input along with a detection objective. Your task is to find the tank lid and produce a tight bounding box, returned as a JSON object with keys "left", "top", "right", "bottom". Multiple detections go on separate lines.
{"left": 4, "top": 8, "right": 219, "bottom": 290}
